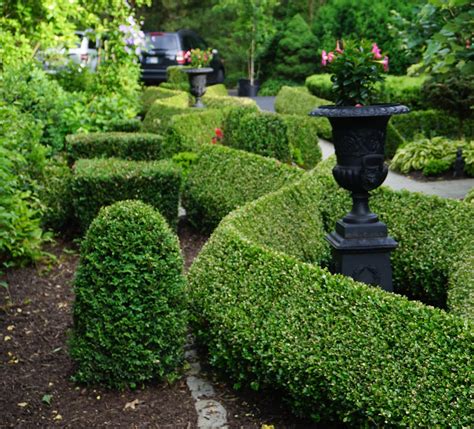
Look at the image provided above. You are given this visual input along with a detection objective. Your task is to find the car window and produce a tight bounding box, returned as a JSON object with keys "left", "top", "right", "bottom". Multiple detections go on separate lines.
{"left": 181, "top": 35, "right": 194, "bottom": 51}
{"left": 195, "top": 36, "right": 207, "bottom": 50}
{"left": 146, "top": 33, "right": 179, "bottom": 50}
{"left": 88, "top": 38, "right": 97, "bottom": 50}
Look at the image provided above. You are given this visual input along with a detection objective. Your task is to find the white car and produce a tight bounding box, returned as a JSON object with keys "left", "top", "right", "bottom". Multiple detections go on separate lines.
{"left": 40, "top": 31, "right": 99, "bottom": 73}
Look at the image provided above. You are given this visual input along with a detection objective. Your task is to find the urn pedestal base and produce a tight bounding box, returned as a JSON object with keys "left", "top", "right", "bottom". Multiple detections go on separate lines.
{"left": 326, "top": 217, "right": 397, "bottom": 292}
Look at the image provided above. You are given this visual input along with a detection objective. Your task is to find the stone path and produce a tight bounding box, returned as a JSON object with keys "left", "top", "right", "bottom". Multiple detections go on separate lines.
{"left": 250, "top": 95, "right": 474, "bottom": 200}
{"left": 185, "top": 334, "right": 228, "bottom": 428}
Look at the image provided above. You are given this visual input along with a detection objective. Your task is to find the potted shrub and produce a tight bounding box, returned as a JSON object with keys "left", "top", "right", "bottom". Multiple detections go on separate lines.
{"left": 181, "top": 48, "right": 214, "bottom": 108}
{"left": 216, "top": 0, "right": 278, "bottom": 97}
{"left": 310, "top": 40, "right": 409, "bottom": 291}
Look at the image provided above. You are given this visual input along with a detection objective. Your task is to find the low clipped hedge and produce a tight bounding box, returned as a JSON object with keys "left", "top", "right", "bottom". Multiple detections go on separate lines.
{"left": 182, "top": 144, "right": 303, "bottom": 231}
{"left": 106, "top": 117, "right": 141, "bottom": 133}
{"left": 391, "top": 109, "right": 471, "bottom": 142}
{"left": 141, "top": 92, "right": 193, "bottom": 134}
{"left": 167, "top": 65, "right": 191, "bottom": 86}
{"left": 70, "top": 200, "right": 187, "bottom": 389}
{"left": 202, "top": 95, "right": 257, "bottom": 110}
{"left": 187, "top": 162, "right": 473, "bottom": 426}
{"left": 66, "top": 132, "right": 177, "bottom": 163}
{"left": 71, "top": 158, "right": 181, "bottom": 231}
{"left": 222, "top": 108, "right": 323, "bottom": 168}
{"left": 165, "top": 109, "right": 228, "bottom": 152}
{"left": 447, "top": 245, "right": 474, "bottom": 321}
{"left": 204, "top": 84, "right": 228, "bottom": 97}
{"left": 141, "top": 86, "right": 183, "bottom": 115}
{"left": 305, "top": 74, "right": 428, "bottom": 109}
{"left": 274, "top": 85, "right": 331, "bottom": 116}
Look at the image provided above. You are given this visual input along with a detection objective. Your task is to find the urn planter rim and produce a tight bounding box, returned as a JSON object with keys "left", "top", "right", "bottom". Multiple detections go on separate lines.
{"left": 182, "top": 67, "right": 214, "bottom": 74}
{"left": 310, "top": 103, "right": 410, "bottom": 118}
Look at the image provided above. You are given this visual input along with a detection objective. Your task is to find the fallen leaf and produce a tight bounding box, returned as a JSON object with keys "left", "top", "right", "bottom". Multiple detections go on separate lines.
{"left": 18, "top": 402, "right": 28, "bottom": 408}
{"left": 42, "top": 394, "right": 53, "bottom": 405}
{"left": 123, "top": 399, "right": 141, "bottom": 411}
{"left": 7, "top": 325, "right": 14, "bottom": 331}
{"left": 4, "top": 336, "right": 12, "bottom": 341}
{"left": 53, "top": 414, "right": 62, "bottom": 420}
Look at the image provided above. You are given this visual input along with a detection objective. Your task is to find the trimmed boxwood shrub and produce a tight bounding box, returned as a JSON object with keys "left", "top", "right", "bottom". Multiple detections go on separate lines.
{"left": 282, "top": 114, "right": 322, "bottom": 169}
{"left": 165, "top": 109, "right": 228, "bottom": 152}
{"left": 106, "top": 117, "right": 141, "bottom": 133}
{"left": 141, "top": 86, "right": 183, "bottom": 115}
{"left": 182, "top": 145, "right": 303, "bottom": 231}
{"left": 274, "top": 85, "right": 331, "bottom": 116}
{"left": 71, "top": 158, "right": 181, "bottom": 231}
{"left": 390, "top": 109, "right": 467, "bottom": 142}
{"left": 223, "top": 109, "right": 291, "bottom": 162}
{"left": 205, "top": 84, "right": 228, "bottom": 97}
{"left": 187, "top": 164, "right": 473, "bottom": 426}
{"left": 304, "top": 74, "right": 334, "bottom": 101}
{"left": 447, "top": 245, "right": 474, "bottom": 321}
{"left": 306, "top": 74, "right": 428, "bottom": 109}
{"left": 70, "top": 200, "right": 187, "bottom": 389}
{"left": 66, "top": 132, "right": 178, "bottom": 163}
{"left": 203, "top": 95, "right": 258, "bottom": 110}
{"left": 141, "top": 92, "right": 193, "bottom": 134}
{"left": 167, "top": 65, "right": 191, "bottom": 86}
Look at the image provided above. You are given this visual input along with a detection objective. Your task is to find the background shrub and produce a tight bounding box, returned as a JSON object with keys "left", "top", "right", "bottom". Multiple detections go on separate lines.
{"left": 274, "top": 86, "right": 331, "bottom": 116}
{"left": 66, "top": 132, "right": 176, "bottom": 163}
{"left": 380, "top": 75, "right": 428, "bottom": 110}
{"left": 167, "top": 65, "right": 191, "bottom": 86}
{"left": 182, "top": 145, "right": 303, "bottom": 231}
{"left": 70, "top": 200, "right": 187, "bottom": 389}
{"left": 141, "top": 92, "right": 193, "bottom": 134}
{"left": 71, "top": 158, "right": 181, "bottom": 231}
{"left": 223, "top": 109, "right": 291, "bottom": 162}
{"left": 141, "top": 86, "right": 183, "bottom": 115}
{"left": 304, "top": 74, "right": 334, "bottom": 101}
{"left": 391, "top": 136, "right": 469, "bottom": 174}
{"left": 106, "top": 117, "right": 141, "bottom": 133}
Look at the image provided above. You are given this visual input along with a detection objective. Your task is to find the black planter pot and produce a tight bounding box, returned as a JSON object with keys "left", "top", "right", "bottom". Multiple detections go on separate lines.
{"left": 310, "top": 104, "right": 409, "bottom": 291}
{"left": 182, "top": 67, "right": 213, "bottom": 108}
{"left": 238, "top": 79, "right": 260, "bottom": 97}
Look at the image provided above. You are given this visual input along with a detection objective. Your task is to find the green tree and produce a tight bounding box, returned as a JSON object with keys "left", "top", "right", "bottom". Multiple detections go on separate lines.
{"left": 214, "top": 0, "right": 279, "bottom": 84}
{"left": 273, "top": 14, "right": 318, "bottom": 82}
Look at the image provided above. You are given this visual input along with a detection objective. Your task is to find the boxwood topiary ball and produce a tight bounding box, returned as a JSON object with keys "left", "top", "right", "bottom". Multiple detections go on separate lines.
{"left": 69, "top": 200, "right": 187, "bottom": 389}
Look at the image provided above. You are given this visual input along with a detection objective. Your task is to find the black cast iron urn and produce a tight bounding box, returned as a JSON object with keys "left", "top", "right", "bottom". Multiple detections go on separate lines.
{"left": 310, "top": 104, "right": 409, "bottom": 291}
{"left": 182, "top": 67, "right": 213, "bottom": 108}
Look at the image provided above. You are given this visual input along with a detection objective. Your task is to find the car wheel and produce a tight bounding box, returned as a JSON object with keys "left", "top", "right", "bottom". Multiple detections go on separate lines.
{"left": 216, "top": 68, "right": 225, "bottom": 84}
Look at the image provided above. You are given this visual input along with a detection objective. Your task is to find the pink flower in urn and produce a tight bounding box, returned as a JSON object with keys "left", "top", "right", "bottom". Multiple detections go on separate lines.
{"left": 381, "top": 56, "right": 389, "bottom": 71}
{"left": 327, "top": 51, "right": 335, "bottom": 63}
{"left": 321, "top": 50, "right": 328, "bottom": 66}
{"left": 371, "top": 43, "right": 382, "bottom": 59}
{"left": 336, "top": 40, "right": 343, "bottom": 54}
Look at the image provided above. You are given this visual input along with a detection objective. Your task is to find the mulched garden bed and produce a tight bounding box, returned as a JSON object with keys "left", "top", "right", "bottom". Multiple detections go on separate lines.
{"left": 1, "top": 219, "right": 328, "bottom": 428}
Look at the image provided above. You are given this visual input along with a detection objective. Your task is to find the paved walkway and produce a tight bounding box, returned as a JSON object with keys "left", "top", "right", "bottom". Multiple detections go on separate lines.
{"left": 250, "top": 96, "right": 473, "bottom": 199}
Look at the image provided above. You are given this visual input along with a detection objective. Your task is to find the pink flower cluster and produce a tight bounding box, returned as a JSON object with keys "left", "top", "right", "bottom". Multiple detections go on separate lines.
{"left": 321, "top": 41, "right": 389, "bottom": 71}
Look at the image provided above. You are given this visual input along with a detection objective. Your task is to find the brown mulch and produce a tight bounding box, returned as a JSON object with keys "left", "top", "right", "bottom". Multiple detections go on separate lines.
{"left": 0, "top": 220, "right": 332, "bottom": 428}
{"left": 406, "top": 170, "right": 472, "bottom": 182}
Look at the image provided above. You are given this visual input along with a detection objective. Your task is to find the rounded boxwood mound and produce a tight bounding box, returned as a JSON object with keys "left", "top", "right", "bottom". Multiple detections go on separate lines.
{"left": 69, "top": 200, "right": 187, "bottom": 389}
{"left": 188, "top": 159, "right": 473, "bottom": 426}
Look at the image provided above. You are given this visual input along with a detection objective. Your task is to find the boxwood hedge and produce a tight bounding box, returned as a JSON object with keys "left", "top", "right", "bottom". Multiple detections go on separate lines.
{"left": 187, "top": 162, "right": 473, "bottom": 426}
{"left": 141, "top": 86, "right": 183, "bottom": 115}
{"left": 71, "top": 158, "right": 181, "bottom": 231}
{"left": 141, "top": 92, "right": 193, "bottom": 134}
{"left": 275, "top": 85, "right": 331, "bottom": 116}
{"left": 66, "top": 132, "right": 177, "bottom": 163}
{"left": 222, "top": 108, "right": 323, "bottom": 168}
{"left": 70, "top": 200, "right": 187, "bottom": 389}
{"left": 305, "top": 74, "right": 428, "bottom": 109}
{"left": 182, "top": 144, "right": 304, "bottom": 231}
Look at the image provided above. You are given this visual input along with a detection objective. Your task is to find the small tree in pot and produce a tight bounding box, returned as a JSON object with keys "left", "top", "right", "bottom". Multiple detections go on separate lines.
{"left": 311, "top": 40, "right": 409, "bottom": 292}
{"left": 215, "top": 0, "right": 278, "bottom": 96}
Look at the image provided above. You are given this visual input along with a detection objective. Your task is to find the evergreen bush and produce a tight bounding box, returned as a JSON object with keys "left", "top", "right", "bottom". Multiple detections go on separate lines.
{"left": 70, "top": 200, "right": 187, "bottom": 389}
{"left": 182, "top": 145, "right": 303, "bottom": 231}
{"left": 66, "top": 132, "right": 176, "bottom": 163}
{"left": 71, "top": 158, "right": 181, "bottom": 231}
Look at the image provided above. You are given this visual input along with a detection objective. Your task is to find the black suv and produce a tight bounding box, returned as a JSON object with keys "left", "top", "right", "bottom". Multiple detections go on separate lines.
{"left": 140, "top": 30, "right": 225, "bottom": 84}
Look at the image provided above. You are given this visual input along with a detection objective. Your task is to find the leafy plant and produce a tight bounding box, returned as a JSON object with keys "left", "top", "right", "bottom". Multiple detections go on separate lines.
{"left": 391, "top": 136, "right": 466, "bottom": 174}
{"left": 321, "top": 40, "right": 389, "bottom": 106}
{"left": 184, "top": 48, "right": 214, "bottom": 68}
{"left": 70, "top": 200, "right": 187, "bottom": 389}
